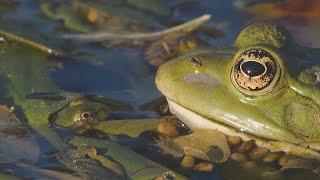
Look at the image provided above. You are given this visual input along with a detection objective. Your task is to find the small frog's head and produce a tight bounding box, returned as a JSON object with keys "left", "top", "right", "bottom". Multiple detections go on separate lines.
{"left": 52, "top": 98, "right": 110, "bottom": 129}
{"left": 156, "top": 23, "right": 320, "bottom": 144}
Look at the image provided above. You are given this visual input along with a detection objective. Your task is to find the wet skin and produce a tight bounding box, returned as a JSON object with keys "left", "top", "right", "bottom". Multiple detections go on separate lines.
{"left": 156, "top": 23, "right": 320, "bottom": 145}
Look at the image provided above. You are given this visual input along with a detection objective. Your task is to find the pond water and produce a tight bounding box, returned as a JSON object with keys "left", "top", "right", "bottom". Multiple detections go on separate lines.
{"left": 0, "top": 0, "right": 320, "bottom": 179}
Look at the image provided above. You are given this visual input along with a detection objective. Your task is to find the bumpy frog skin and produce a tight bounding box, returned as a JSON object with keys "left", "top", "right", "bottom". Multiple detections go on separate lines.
{"left": 156, "top": 23, "right": 320, "bottom": 157}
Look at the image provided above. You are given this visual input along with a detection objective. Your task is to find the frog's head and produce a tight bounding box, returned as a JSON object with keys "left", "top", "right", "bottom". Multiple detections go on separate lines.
{"left": 156, "top": 23, "right": 320, "bottom": 144}
{"left": 52, "top": 98, "right": 110, "bottom": 129}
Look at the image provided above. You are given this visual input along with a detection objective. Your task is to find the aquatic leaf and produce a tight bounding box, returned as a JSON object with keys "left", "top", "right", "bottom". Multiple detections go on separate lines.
{"left": 69, "top": 136, "right": 187, "bottom": 179}
{"left": 41, "top": 0, "right": 160, "bottom": 35}
{"left": 56, "top": 147, "right": 124, "bottom": 179}
{"left": 16, "top": 163, "right": 82, "bottom": 180}
{"left": 40, "top": 2, "right": 92, "bottom": 33}
{"left": 280, "top": 157, "right": 320, "bottom": 171}
{"left": 173, "top": 130, "right": 231, "bottom": 163}
{"left": 76, "top": 0, "right": 159, "bottom": 30}
{"left": 93, "top": 119, "right": 163, "bottom": 137}
{"left": 0, "top": 105, "right": 40, "bottom": 163}
{"left": 156, "top": 136, "right": 185, "bottom": 158}
{"left": 86, "top": 147, "right": 127, "bottom": 177}
{"left": 91, "top": 119, "right": 185, "bottom": 158}
{"left": 0, "top": 174, "right": 20, "bottom": 180}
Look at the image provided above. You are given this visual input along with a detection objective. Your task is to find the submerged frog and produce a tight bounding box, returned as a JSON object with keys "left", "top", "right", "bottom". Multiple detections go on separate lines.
{"left": 156, "top": 23, "right": 320, "bottom": 159}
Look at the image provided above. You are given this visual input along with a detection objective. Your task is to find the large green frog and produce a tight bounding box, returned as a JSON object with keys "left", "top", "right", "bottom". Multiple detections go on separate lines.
{"left": 156, "top": 23, "right": 320, "bottom": 159}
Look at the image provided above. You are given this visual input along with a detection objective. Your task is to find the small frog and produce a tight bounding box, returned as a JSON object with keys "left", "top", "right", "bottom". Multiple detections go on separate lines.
{"left": 156, "top": 23, "right": 320, "bottom": 159}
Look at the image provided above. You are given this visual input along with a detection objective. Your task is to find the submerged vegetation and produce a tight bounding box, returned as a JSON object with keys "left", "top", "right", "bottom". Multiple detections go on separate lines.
{"left": 0, "top": 0, "right": 320, "bottom": 179}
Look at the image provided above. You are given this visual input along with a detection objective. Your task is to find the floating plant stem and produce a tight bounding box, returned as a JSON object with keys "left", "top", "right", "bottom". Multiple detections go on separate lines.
{"left": 0, "top": 29, "right": 63, "bottom": 56}
{"left": 62, "top": 14, "right": 211, "bottom": 42}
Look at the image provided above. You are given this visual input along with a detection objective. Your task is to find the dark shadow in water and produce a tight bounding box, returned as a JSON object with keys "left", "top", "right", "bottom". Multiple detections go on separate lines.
{"left": 51, "top": 60, "right": 130, "bottom": 93}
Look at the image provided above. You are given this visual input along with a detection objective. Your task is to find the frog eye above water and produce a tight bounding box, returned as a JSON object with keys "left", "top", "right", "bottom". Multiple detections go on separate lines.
{"left": 231, "top": 49, "right": 280, "bottom": 96}
{"left": 80, "top": 111, "right": 93, "bottom": 122}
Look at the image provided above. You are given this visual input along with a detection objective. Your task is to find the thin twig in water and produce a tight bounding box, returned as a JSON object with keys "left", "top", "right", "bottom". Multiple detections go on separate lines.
{"left": 62, "top": 14, "right": 211, "bottom": 42}
{"left": 0, "top": 29, "right": 63, "bottom": 56}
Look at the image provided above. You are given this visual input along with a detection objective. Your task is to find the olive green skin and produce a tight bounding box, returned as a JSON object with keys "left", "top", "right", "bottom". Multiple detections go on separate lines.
{"left": 156, "top": 23, "right": 320, "bottom": 144}
{"left": 53, "top": 98, "right": 109, "bottom": 129}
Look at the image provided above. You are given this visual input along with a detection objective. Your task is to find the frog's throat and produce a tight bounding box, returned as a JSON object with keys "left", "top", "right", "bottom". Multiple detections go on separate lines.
{"left": 166, "top": 98, "right": 320, "bottom": 160}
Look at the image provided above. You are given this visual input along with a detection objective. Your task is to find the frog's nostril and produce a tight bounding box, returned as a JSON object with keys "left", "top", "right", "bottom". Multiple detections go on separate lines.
{"left": 298, "top": 66, "right": 320, "bottom": 85}
{"left": 191, "top": 57, "right": 202, "bottom": 67}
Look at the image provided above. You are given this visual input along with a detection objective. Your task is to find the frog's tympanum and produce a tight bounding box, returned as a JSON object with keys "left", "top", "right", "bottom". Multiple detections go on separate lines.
{"left": 156, "top": 23, "right": 320, "bottom": 159}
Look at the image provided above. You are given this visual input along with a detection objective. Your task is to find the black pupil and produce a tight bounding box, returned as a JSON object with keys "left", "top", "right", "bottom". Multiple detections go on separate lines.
{"left": 83, "top": 112, "right": 90, "bottom": 119}
{"left": 241, "top": 61, "right": 265, "bottom": 77}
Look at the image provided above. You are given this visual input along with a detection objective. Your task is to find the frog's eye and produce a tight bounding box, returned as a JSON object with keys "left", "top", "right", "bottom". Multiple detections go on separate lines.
{"left": 231, "top": 49, "right": 280, "bottom": 96}
{"left": 80, "top": 111, "right": 93, "bottom": 122}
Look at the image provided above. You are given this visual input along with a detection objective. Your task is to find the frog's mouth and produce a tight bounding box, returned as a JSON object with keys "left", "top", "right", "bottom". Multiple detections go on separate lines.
{"left": 166, "top": 98, "right": 237, "bottom": 136}
{"left": 166, "top": 98, "right": 320, "bottom": 160}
